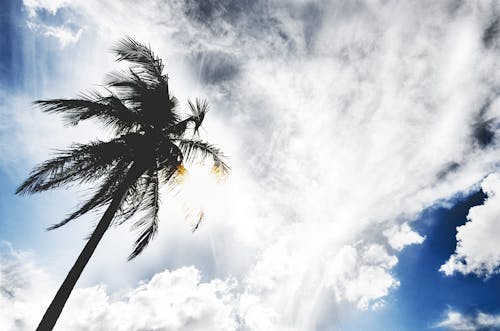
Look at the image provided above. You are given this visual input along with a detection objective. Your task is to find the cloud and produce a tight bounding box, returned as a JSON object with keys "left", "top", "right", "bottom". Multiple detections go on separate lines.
{"left": 440, "top": 173, "right": 500, "bottom": 277}
{"left": 23, "top": 0, "right": 70, "bottom": 17}
{"left": 23, "top": 0, "right": 83, "bottom": 48}
{"left": 27, "top": 21, "right": 82, "bottom": 48}
{"left": 384, "top": 223, "right": 426, "bottom": 251}
{"left": 0, "top": 243, "right": 397, "bottom": 330}
{"left": 0, "top": 243, "right": 55, "bottom": 331}
{"left": 3, "top": 0, "right": 500, "bottom": 329}
{"left": 436, "top": 310, "right": 500, "bottom": 331}
{"left": 0, "top": 245, "right": 238, "bottom": 331}
{"left": 324, "top": 244, "right": 399, "bottom": 310}
{"left": 58, "top": 268, "right": 238, "bottom": 331}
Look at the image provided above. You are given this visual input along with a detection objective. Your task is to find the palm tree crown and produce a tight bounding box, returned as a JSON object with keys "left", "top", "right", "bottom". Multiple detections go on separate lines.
{"left": 17, "top": 37, "right": 229, "bottom": 259}
{"left": 17, "top": 37, "right": 229, "bottom": 330}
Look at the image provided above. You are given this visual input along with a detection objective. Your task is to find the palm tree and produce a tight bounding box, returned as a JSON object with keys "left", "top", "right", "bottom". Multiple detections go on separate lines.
{"left": 16, "top": 37, "right": 229, "bottom": 331}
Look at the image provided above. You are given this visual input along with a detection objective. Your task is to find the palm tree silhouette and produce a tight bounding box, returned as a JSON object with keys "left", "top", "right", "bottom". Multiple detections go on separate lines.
{"left": 16, "top": 37, "right": 229, "bottom": 331}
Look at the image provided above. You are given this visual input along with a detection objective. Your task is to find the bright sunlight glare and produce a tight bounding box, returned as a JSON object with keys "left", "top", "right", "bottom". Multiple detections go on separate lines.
{"left": 176, "top": 164, "right": 227, "bottom": 231}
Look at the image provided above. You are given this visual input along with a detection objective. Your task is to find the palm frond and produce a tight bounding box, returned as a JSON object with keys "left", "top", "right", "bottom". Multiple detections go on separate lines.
{"left": 159, "top": 164, "right": 184, "bottom": 192}
{"left": 16, "top": 138, "right": 131, "bottom": 196}
{"left": 47, "top": 160, "right": 132, "bottom": 230}
{"left": 107, "top": 70, "right": 180, "bottom": 129}
{"left": 187, "top": 98, "right": 208, "bottom": 134}
{"left": 166, "top": 118, "right": 189, "bottom": 137}
{"left": 128, "top": 172, "right": 160, "bottom": 260}
{"left": 112, "top": 37, "right": 166, "bottom": 86}
{"left": 192, "top": 210, "right": 204, "bottom": 233}
{"left": 106, "top": 70, "right": 150, "bottom": 94}
{"left": 115, "top": 170, "right": 156, "bottom": 224}
{"left": 166, "top": 98, "right": 209, "bottom": 137}
{"left": 177, "top": 139, "right": 230, "bottom": 176}
{"left": 35, "top": 91, "right": 140, "bottom": 134}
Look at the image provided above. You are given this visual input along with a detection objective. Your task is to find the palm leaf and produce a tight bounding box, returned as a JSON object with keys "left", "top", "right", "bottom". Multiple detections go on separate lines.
{"left": 128, "top": 172, "right": 160, "bottom": 260}
{"left": 112, "top": 37, "right": 166, "bottom": 86}
{"left": 47, "top": 159, "right": 133, "bottom": 230}
{"left": 166, "top": 98, "right": 208, "bottom": 137}
{"left": 177, "top": 139, "right": 230, "bottom": 175}
{"left": 35, "top": 91, "right": 140, "bottom": 133}
{"left": 115, "top": 170, "right": 156, "bottom": 224}
{"left": 107, "top": 70, "right": 180, "bottom": 129}
{"left": 187, "top": 98, "right": 208, "bottom": 134}
{"left": 16, "top": 138, "right": 131, "bottom": 195}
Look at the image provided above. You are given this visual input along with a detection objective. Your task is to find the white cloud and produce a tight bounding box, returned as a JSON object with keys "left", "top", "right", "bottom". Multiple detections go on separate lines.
{"left": 4, "top": 0, "right": 500, "bottom": 329}
{"left": 23, "top": 0, "right": 70, "bottom": 17}
{"left": 436, "top": 310, "right": 500, "bottom": 331}
{"left": 58, "top": 268, "right": 238, "bottom": 331}
{"left": 25, "top": 14, "right": 82, "bottom": 48}
{"left": 0, "top": 243, "right": 55, "bottom": 331}
{"left": 324, "top": 245, "right": 399, "bottom": 310}
{"left": 23, "top": 0, "right": 83, "bottom": 48}
{"left": 440, "top": 173, "right": 500, "bottom": 277}
{"left": 27, "top": 22, "right": 82, "bottom": 48}
{"left": 0, "top": 245, "right": 238, "bottom": 331}
{"left": 384, "top": 223, "right": 425, "bottom": 251}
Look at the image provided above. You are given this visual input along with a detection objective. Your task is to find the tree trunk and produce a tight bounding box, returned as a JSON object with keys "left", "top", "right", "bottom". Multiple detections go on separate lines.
{"left": 36, "top": 164, "right": 142, "bottom": 331}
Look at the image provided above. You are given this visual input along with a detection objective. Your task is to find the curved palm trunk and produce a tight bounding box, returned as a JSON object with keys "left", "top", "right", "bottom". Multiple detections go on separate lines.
{"left": 36, "top": 164, "right": 142, "bottom": 331}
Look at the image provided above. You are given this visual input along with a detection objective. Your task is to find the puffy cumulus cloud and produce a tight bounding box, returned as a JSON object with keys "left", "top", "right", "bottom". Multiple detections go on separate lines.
{"left": 0, "top": 245, "right": 238, "bottom": 331}
{"left": 6, "top": 0, "right": 500, "bottom": 329}
{"left": 441, "top": 173, "right": 500, "bottom": 277}
{"left": 324, "top": 244, "right": 399, "bottom": 310}
{"left": 436, "top": 310, "right": 500, "bottom": 331}
{"left": 384, "top": 223, "right": 425, "bottom": 251}
{"left": 236, "top": 242, "right": 399, "bottom": 329}
{"left": 58, "top": 268, "right": 238, "bottom": 331}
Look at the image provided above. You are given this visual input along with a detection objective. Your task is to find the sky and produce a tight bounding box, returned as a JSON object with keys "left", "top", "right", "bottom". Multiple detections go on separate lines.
{"left": 1, "top": 0, "right": 500, "bottom": 330}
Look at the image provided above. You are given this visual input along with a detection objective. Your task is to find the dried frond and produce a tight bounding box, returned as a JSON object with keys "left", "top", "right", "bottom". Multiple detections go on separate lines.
{"left": 211, "top": 163, "right": 229, "bottom": 183}
{"left": 192, "top": 210, "right": 204, "bottom": 233}
{"left": 177, "top": 139, "right": 230, "bottom": 177}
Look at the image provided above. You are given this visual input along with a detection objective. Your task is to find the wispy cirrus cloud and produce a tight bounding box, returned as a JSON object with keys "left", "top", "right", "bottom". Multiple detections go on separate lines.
{"left": 23, "top": 0, "right": 70, "bottom": 17}
{"left": 23, "top": 0, "right": 83, "bottom": 48}
{"left": 27, "top": 21, "right": 82, "bottom": 48}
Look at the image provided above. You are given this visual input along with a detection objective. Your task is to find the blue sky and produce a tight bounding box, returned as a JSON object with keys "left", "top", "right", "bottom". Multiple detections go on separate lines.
{"left": 337, "top": 191, "right": 500, "bottom": 331}
{"left": 1, "top": 1, "right": 500, "bottom": 330}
